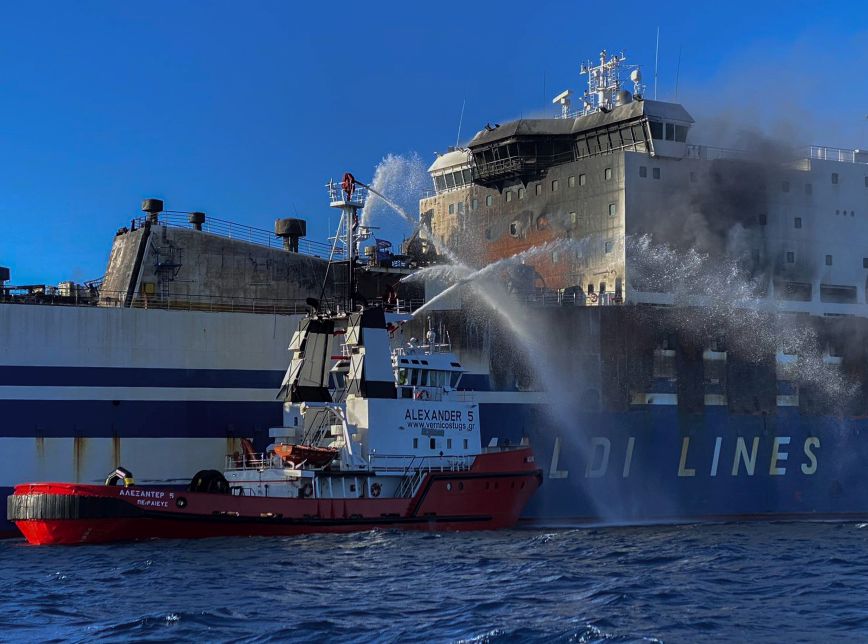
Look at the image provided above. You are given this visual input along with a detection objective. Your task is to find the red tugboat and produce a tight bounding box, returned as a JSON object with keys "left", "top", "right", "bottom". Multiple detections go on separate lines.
{"left": 9, "top": 304, "right": 541, "bottom": 545}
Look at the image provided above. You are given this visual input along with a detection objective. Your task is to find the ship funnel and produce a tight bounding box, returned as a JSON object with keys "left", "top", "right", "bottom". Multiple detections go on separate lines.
{"left": 275, "top": 218, "right": 307, "bottom": 253}
{"left": 188, "top": 211, "right": 206, "bottom": 231}
{"left": 141, "top": 198, "right": 164, "bottom": 224}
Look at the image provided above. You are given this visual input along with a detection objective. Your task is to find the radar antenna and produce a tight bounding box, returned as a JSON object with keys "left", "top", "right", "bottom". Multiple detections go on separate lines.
{"left": 579, "top": 50, "right": 643, "bottom": 115}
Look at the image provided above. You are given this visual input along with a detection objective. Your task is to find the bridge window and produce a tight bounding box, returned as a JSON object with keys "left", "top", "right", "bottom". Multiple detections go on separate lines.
{"left": 604, "top": 168, "right": 612, "bottom": 181}
{"left": 786, "top": 251, "right": 795, "bottom": 263}
{"left": 463, "top": 439, "right": 469, "bottom": 449}
{"left": 471, "top": 198, "right": 478, "bottom": 211}
{"left": 457, "top": 202, "right": 464, "bottom": 214}
{"left": 826, "top": 255, "right": 833, "bottom": 266}
{"left": 429, "top": 438, "right": 436, "bottom": 450}
{"left": 649, "top": 121, "right": 663, "bottom": 139}
{"left": 485, "top": 195, "right": 493, "bottom": 206}
{"left": 579, "top": 173, "right": 586, "bottom": 185}
{"left": 794, "top": 217, "right": 802, "bottom": 229}
{"left": 434, "top": 175, "right": 446, "bottom": 191}
{"left": 652, "top": 167, "right": 660, "bottom": 180}
{"left": 505, "top": 190, "right": 513, "bottom": 202}
{"left": 604, "top": 240, "right": 613, "bottom": 254}
{"left": 447, "top": 439, "right": 452, "bottom": 449}
{"left": 568, "top": 175, "right": 575, "bottom": 188}
{"left": 863, "top": 258, "right": 868, "bottom": 269}
{"left": 832, "top": 173, "right": 839, "bottom": 184}
{"left": 448, "top": 203, "right": 455, "bottom": 214}
{"left": 570, "top": 212, "right": 577, "bottom": 227}
{"left": 518, "top": 187, "right": 526, "bottom": 199}
{"left": 665, "top": 123, "right": 675, "bottom": 140}
{"left": 608, "top": 203, "right": 617, "bottom": 217}
{"left": 413, "top": 438, "right": 418, "bottom": 449}
{"left": 551, "top": 179, "right": 559, "bottom": 192}
{"left": 445, "top": 173, "right": 455, "bottom": 189}
{"left": 674, "top": 125, "right": 688, "bottom": 142}
{"left": 535, "top": 183, "right": 542, "bottom": 196}
{"left": 639, "top": 166, "right": 647, "bottom": 178}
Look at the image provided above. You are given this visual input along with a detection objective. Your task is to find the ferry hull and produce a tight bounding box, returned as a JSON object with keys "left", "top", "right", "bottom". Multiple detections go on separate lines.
{"left": 483, "top": 403, "right": 868, "bottom": 524}
{"left": 9, "top": 450, "right": 542, "bottom": 545}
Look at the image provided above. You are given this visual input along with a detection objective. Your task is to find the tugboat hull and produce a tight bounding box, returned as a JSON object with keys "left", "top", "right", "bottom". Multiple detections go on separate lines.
{"left": 9, "top": 449, "right": 541, "bottom": 545}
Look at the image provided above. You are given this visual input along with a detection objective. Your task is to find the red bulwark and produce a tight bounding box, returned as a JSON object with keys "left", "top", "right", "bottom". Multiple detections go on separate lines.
{"left": 10, "top": 448, "right": 542, "bottom": 545}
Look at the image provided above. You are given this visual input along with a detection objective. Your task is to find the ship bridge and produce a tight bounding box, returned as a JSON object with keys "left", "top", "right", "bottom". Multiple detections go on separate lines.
{"left": 467, "top": 99, "right": 694, "bottom": 189}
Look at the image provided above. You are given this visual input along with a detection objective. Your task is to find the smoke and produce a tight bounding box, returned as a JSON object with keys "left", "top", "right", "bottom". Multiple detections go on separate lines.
{"left": 361, "top": 152, "right": 429, "bottom": 240}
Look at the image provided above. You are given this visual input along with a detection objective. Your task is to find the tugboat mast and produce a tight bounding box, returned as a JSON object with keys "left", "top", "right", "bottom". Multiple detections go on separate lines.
{"left": 327, "top": 173, "right": 367, "bottom": 311}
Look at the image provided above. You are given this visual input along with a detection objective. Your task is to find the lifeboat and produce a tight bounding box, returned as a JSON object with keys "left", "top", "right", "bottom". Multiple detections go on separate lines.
{"left": 273, "top": 443, "right": 339, "bottom": 467}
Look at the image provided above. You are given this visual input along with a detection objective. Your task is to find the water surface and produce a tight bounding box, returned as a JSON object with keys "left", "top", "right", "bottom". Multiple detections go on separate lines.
{"left": 1, "top": 523, "right": 866, "bottom": 642}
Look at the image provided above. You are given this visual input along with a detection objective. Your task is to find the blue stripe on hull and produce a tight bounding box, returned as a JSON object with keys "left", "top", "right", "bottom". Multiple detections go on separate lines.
{"left": 0, "top": 366, "right": 285, "bottom": 389}
{"left": 0, "top": 400, "right": 283, "bottom": 438}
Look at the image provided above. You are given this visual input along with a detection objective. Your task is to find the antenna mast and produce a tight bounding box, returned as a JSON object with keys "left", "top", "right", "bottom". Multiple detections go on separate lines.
{"left": 654, "top": 27, "right": 660, "bottom": 100}
{"left": 455, "top": 98, "right": 466, "bottom": 147}
{"left": 327, "top": 175, "right": 368, "bottom": 311}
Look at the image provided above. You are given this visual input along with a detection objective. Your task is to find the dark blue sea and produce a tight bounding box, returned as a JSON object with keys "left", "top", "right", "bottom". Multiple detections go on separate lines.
{"left": 2, "top": 523, "right": 867, "bottom": 643}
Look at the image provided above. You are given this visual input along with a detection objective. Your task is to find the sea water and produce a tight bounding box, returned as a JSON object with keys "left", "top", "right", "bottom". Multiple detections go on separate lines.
{"left": 2, "top": 523, "right": 867, "bottom": 643}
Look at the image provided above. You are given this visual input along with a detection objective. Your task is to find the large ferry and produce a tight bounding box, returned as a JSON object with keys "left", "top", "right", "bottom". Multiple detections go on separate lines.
{"left": 4, "top": 48, "right": 868, "bottom": 533}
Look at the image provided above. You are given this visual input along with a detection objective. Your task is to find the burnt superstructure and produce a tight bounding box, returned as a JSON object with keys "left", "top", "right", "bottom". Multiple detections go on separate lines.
{"left": 424, "top": 51, "right": 868, "bottom": 316}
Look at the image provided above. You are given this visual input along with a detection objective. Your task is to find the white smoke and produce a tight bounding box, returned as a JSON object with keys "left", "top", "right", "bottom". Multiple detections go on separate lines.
{"left": 626, "top": 234, "right": 857, "bottom": 403}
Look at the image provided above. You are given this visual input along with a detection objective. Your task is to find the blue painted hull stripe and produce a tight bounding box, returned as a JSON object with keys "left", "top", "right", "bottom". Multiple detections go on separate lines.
{"left": 0, "top": 366, "right": 285, "bottom": 389}
{"left": 0, "top": 400, "right": 283, "bottom": 438}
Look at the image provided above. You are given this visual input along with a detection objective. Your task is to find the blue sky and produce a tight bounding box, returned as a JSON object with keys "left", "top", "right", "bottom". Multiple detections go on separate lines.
{"left": 1, "top": 0, "right": 866, "bottom": 284}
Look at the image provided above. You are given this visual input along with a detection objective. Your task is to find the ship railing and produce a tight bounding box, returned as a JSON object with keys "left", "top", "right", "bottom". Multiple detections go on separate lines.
{"left": 801, "top": 145, "right": 867, "bottom": 164}
{"left": 1, "top": 287, "right": 315, "bottom": 315}
{"left": 371, "top": 453, "right": 473, "bottom": 474}
{"left": 518, "top": 290, "right": 622, "bottom": 307}
{"left": 327, "top": 181, "right": 368, "bottom": 207}
{"left": 225, "top": 452, "right": 287, "bottom": 471}
{"left": 99, "top": 288, "right": 313, "bottom": 315}
{"left": 134, "top": 213, "right": 341, "bottom": 258}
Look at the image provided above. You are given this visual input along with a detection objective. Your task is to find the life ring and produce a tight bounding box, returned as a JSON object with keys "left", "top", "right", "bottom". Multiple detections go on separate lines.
{"left": 415, "top": 389, "right": 429, "bottom": 400}
{"left": 300, "top": 482, "right": 313, "bottom": 499}
{"left": 587, "top": 292, "right": 598, "bottom": 303}
{"left": 371, "top": 482, "right": 382, "bottom": 498}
